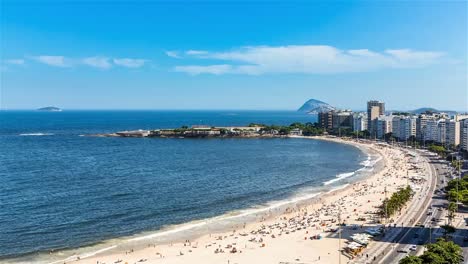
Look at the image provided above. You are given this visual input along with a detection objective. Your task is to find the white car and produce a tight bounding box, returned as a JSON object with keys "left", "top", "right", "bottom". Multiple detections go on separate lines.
{"left": 409, "top": 245, "right": 417, "bottom": 251}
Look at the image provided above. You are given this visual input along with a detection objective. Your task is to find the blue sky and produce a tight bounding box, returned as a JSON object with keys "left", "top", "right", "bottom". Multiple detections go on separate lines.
{"left": 1, "top": 0, "right": 467, "bottom": 111}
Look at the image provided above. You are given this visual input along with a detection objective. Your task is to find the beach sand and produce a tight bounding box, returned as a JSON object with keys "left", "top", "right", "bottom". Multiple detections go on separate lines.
{"left": 46, "top": 137, "right": 430, "bottom": 264}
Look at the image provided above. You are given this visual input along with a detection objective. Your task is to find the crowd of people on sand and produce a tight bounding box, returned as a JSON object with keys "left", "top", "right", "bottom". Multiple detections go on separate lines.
{"left": 67, "top": 139, "right": 428, "bottom": 264}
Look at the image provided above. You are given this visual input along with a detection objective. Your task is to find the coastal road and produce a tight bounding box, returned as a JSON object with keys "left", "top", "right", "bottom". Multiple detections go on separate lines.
{"left": 381, "top": 153, "right": 468, "bottom": 263}
{"left": 380, "top": 154, "right": 445, "bottom": 264}
{"left": 353, "top": 148, "right": 437, "bottom": 264}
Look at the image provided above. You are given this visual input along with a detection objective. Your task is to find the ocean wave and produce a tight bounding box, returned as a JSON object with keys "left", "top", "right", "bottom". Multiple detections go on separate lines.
{"left": 19, "top": 133, "right": 54, "bottom": 136}
{"left": 129, "top": 191, "right": 322, "bottom": 242}
{"left": 41, "top": 189, "right": 323, "bottom": 264}
{"left": 323, "top": 154, "right": 383, "bottom": 186}
{"left": 323, "top": 171, "right": 355, "bottom": 185}
{"left": 360, "top": 155, "right": 372, "bottom": 166}
{"left": 47, "top": 245, "right": 117, "bottom": 264}
{"left": 326, "top": 183, "right": 350, "bottom": 193}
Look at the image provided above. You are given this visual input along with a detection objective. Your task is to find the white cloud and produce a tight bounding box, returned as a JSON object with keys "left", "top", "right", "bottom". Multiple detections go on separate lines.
{"left": 385, "top": 49, "right": 444, "bottom": 65}
{"left": 33, "top": 56, "right": 69, "bottom": 67}
{"left": 174, "top": 64, "right": 232, "bottom": 75}
{"left": 165, "top": 51, "right": 181, "bottom": 58}
{"left": 186, "top": 50, "right": 208, "bottom": 55}
{"left": 175, "top": 45, "right": 445, "bottom": 75}
{"left": 29, "top": 55, "right": 148, "bottom": 69}
{"left": 113, "top": 58, "right": 146, "bottom": 68}
{"left": 5, "top": 59, "right": 25, "bottom": 65}
{"left": 82, "top": 57, "right": 112, "bottom": 69}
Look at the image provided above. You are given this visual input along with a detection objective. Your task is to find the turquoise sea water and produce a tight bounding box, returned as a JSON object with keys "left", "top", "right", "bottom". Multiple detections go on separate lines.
{"left": 0, "top": 111, "right": 370, "bottom": 262}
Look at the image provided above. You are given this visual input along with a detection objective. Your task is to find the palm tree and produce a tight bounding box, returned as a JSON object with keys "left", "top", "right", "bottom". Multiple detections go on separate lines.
{"left": 447, "top": 202, "right": 457, "bottom": 226}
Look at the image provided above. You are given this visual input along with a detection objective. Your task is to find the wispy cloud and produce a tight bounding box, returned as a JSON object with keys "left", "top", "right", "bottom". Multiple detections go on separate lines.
{"left": 174, "top": 45, "right": 445, "bottom": 75}
{"left": 165, "top": 51, "right": 181, "bottom": 58}
{"left": 186, "top": 50, "right": 208, "bottom": 55}
{"left": 384, "top": 49, "right": 444, "bottom": 66}
{"left": 174, "top": 64, "right": 232, "bottom": 75}
{"left": 33, "top": 55, "right": 69, "bottom": 67}
{"left": 4, "top": 59, "right": 25, "bottom": 65}
{"left": 113, "top": 58, "right": 146, "bottom": 68}
{"left": 82, "top": 57, "right": 112, "bottom": 69}
{"left": 28, "top": 55, "right": 147, "bottom": 69}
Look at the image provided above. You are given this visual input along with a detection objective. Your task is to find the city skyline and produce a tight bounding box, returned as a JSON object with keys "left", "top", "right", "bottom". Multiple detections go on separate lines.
{"left": 1, "top": 1, "right": 467, "bottom": 111}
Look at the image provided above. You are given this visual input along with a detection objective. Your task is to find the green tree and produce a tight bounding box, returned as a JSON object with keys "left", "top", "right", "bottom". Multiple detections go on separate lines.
{"left": 423, "top": 239, "right": 463, "bottom": 263}
{"left": 428, "top": 144, "right": 446, "bottom": 156}
{"left": 402, "top": 238, "right": 463, "bottom": 264}
{"left": 445, "top": 174, "right": 468, "bottom": 206}
{"left": 447, "top": 202, "right": 457, "bottom": 225}
{"left": 420, "top": 251, "right": 447, "bottom": 264}
{"left": 380, "top": 186, "right": 413, "bottom": 218}
{"left": 399, "top": 256, "right": 423, "bottom": 264}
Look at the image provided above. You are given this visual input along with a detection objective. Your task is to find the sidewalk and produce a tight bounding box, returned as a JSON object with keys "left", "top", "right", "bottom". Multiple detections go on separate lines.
{"left": 352, "top": 154, "right": 436, "bottom": 264}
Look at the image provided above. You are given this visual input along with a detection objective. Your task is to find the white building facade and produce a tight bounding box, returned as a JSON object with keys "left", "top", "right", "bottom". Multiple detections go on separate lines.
{"left": 462, "top": 119, "right": 468, "bottom": 151}
{"left": 377, "top": 116, "right": 393, "bottom": 139}
{"left": 445, "top": 119, "right": 460, "bottom": 147}
{"left": 392, "top": 116, "right": 416, "bottom": 141}
{"left": 353, "top": 113, "right": 368, "bottom": 132}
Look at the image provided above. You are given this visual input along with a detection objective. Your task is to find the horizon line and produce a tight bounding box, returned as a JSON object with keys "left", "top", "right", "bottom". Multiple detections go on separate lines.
{"left": 0, "top": 108, "right": 466, "bottom": 112}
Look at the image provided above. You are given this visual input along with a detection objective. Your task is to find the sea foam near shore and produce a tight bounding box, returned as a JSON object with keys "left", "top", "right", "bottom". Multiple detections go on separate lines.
{"left": 19, "top": 133, "right": 54, "bottom": 136}
{"left": 323, "top": 152, "right": 382, "bottom": 186}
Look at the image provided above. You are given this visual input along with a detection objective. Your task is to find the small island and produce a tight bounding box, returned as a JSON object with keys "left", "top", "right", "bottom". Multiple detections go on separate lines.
{"left": 37, "top": 106, "right": 62, "bottom": 112}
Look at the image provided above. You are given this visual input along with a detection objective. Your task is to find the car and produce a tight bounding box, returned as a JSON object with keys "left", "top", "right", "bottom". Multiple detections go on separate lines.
{"left": 415, "top": 222, "right": 424, "bottom": 227}
{"left": 409, "top": 245, "right": 417, "bottom": 251}
{"left": 397, "top": 249, "right": 409, "bottom": 253}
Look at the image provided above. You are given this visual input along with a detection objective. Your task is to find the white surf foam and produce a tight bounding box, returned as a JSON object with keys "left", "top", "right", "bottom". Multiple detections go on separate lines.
{"left": 323, "top": 154, "right": 383, "bottom": 186}
{"left": 128, "top": 221, "right": 209, "bottom": 242}
{"left": 323, "top": 171, "right": 355, "bottom": 185}
{"left": 40, "top": 190, "right": 324, "bottom": 264}
{"left": 129, "top": 191, "right": 322, "bottom": 242}
{"left": 326, "top": 183, "right": 350, "bottom": 193}
{"left": 19, "top": 133, "right": 54, "bottom": 136}
{"left": 47, "top": 245, "right": 117, "bottom": 264}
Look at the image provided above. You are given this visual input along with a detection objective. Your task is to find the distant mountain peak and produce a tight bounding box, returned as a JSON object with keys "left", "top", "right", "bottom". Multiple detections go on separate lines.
{"left": 37, "top": 106, "right": 62, "bottom": 112}
{"left": 297, "top": 99, "right": 335, "bottom": 114}
{"left": 409, "top": 107, "right": 457, "bottom": 115}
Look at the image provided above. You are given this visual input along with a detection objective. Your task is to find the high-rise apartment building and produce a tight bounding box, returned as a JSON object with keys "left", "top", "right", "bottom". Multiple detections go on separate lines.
{"left": 445, "top": 119, "right": 460, "bottom": 147}
{"left": 367, "top": 100, "right": 385, "bottom": 135}
{"left": 417, "top": 113, "right": 449, "bottom": 143}
{"left": 318, "top": 111, "right": 334, "bottom": 131}
{"left": 462, "top": 119, "right": 468, "bottom": 152}
{"left": 437, "top": 120, "right": 447, "bottom": 144}
{"left": 376, "top": 116, "right": 393, "bottom": 139}
{"left": 353, "top": 113, "right": 368, "bottom": 132}
{"left": 393, "top": 116, "right": 416, "bottom": 141}
{"left": 332, "top": 110, "right": 353, "bottom": 130}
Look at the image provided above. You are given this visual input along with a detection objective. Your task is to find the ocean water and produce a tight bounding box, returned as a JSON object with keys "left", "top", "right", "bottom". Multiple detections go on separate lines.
{"left": 0, "top": 110, "right": 372, "bottom": 262}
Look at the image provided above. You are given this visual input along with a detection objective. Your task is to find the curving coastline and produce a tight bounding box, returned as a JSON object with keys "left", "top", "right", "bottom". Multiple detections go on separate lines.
{"left": 6, "top": 136, "right": 428, "bottom": 264}
{"left": 8, "top": 136, "right": 401, "bottom": 264}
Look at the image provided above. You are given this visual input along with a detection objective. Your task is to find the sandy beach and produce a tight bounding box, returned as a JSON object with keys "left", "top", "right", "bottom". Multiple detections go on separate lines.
{"left": 43, "top": 137, "right": 430, "bottom": 264}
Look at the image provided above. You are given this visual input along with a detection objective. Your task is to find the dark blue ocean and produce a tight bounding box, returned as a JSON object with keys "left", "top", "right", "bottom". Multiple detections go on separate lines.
{"left": 0, "top": 111, "right": 367, "bottom": 262}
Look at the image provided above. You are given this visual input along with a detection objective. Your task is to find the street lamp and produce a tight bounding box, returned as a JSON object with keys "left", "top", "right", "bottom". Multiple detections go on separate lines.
{"left": 338, "top": 205, "right": 342, "bottom": 264}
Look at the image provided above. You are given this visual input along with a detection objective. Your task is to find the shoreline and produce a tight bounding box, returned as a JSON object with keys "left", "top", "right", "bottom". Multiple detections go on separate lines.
{"left": 7, "top": 136, "right": 420, "bottom": 264}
